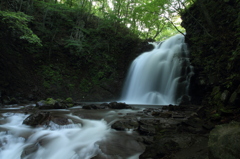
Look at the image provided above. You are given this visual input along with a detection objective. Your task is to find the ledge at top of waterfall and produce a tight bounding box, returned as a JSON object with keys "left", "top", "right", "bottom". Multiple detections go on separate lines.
{"left": 120, "top": 34, "right": 194, "bottom": 105}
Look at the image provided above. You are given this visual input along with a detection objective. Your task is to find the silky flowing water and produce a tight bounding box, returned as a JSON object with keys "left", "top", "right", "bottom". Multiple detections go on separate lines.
{"left": 0, "top": 108, "right": 144, "bottom": 159}
{"left": 121, "top": 34, "right": 193, "bottom": 105}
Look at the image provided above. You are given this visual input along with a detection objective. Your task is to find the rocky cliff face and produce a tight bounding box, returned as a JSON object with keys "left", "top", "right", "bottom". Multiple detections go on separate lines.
{"left": 181, "top": 0, "right": 240, "bottom": 108}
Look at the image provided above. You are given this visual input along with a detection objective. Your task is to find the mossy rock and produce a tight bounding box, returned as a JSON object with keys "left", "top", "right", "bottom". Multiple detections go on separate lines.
{"left": 208, "top": 121, "right": 240, "bottom": 159}
{"left": 65, "top": 97, "right": 73, "bottom": 103}
{"left": 36, "top": 98, "right": 68, "bottom": 109}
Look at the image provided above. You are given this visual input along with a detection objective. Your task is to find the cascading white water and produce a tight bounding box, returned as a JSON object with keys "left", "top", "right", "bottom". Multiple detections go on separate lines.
{"left": 0, "top": 113, "right": 110, "bottom": 159}
{"left": 121, "top": 34, "right": 194, "bottom": 105}
{"left": 0, "top": 110, "right": 144, "bottom": 159}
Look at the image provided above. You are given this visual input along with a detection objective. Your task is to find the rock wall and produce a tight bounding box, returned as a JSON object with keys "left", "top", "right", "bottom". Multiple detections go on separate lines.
{"left": 181, "top": 0, "right": 240, "bottom": 107}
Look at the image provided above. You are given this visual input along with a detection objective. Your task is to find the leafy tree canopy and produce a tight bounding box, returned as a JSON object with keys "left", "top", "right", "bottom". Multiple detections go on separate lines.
{"left": 0, "top": 11, "right": 42, "bottom": 46}
{"left": 39, "top": 0, "right": 194, "bottom": 41}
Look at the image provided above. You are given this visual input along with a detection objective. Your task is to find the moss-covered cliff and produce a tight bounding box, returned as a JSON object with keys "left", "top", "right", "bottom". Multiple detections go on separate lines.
{"left": 181, "top": 0, "right": 240, "bottom": 109}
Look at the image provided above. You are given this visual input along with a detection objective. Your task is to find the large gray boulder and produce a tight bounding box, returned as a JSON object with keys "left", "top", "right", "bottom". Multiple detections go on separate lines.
{"left": 208, "top": 121, "right": 240, "bottom": 159}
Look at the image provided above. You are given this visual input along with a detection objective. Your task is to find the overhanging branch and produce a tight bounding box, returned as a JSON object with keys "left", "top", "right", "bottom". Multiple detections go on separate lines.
{"left": 164, "top": 16, "right": 185, "bottom": 36}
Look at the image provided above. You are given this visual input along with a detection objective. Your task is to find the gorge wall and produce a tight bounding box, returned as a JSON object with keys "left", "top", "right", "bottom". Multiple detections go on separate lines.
{"left": 181, "top": 0, "right": 240, "bottom": 109}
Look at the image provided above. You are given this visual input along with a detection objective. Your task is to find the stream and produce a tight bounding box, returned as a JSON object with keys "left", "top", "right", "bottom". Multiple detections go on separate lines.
{"left": 0, "top": 104, "right": 146, "bottom": 159}
{"left": 0, "top": 34, "right": 193, "bottom": 159}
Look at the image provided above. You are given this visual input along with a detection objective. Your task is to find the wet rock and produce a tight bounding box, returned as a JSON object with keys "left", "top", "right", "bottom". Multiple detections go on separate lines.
{"left": 178, "top": 116, "right": 207, "bottom": 134}
{"left": 151, "top": 111, "right": 160, "bottom": 116}
{"left": 22, "top": 105, "right": 36, "bottom": 113}
{"left": 162, "top": 106, "right": 168, "bottom": 110}
{"left": 179, "top": 95, "right": 191, "bottom": 105}
{"left": 196, "top": 106, "right": 207, "bottom": 119}
{"left": 168, "top": 104, "right": 176, "bottom": 111}
{"left": 139, "top": 138, "right": 180, "bottom": 159}
{"left": 159, "top": 112, "right": 172, "bottom": 118}
{"left": 172, "top": 113, "right": 185, "bottom": 118}
{"left": 82, "top": 104, "right": 98, "bottom": 109}
{"left": 111, "top": 118, "right": 139, "bottom": 131}
{"left": 141, "top": 136, "right": 154, "bottom": 145}
{"left": 208, "top": 121, "right": 240, "bottom": 159}
{"left": 108, "top": 102, "right": 131, "bottom": 109}
{"left": 64, "top": 97, "right": 75, "bottom": 107}
{"left": 21, "top": 144, "right": 38, "bottom": 158}
{"left": 202, "top": 121, "right": 215, "bottom": 130}
{"left": 167, "top": 105, "right": 192, "bottom": 111}
{"left": 138, "top": 125, "right": 156, "bottom": 136}
{"left": 99, "top": 103, "right": 109, "bottom": 109}
{"left": 183, "top": 117, "right": 204, "bottom": 128}
{"left": 138, "top": 118, "right": 161, "bottom": 125}
{"left": 51, "top": 116, "right": 70, "bottom": 125}
{"left": 23, "top": 112, "right": 51, "bottom": 127}
{"left": 36, "top": 98, "right": 68, "bottom": 109}
{"left": 22, "top": 112, "right": 71, "bottom": 127}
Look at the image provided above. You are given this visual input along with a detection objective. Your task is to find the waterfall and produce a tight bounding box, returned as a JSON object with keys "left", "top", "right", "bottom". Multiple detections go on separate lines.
{"left": 121, "top": 34, "right": 194, "bottom": 105}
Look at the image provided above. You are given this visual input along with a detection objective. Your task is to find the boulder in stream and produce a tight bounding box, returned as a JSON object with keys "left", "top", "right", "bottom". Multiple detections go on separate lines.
{"left": 36, "top": 98, "right": 68, "bottom": 109}
{"left": 23, "top": 112, "right": 51, "bottom": 127}
{"left": 108, "top": 102, "right": 132, "bottom": 109}
{"left": 111, "top": 118, "right": 139, "bottom": 131}
{"left": 208, "top": 121, "right": 240, "bottom": 159}
{"left": 22, "top": 112, "right": 70, "bottom": 127}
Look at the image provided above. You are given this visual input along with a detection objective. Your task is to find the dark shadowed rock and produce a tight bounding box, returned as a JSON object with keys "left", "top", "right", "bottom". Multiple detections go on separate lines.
{"left": 139, "top": 138, "right": 180, "bottom": 159}
{"left": 108, "top": 102, "right": 131, "bottom": 109}
{"left": 51, "top": 116, "right": 70, "bottom": 125}
{"left": 182, "top": 116, "right": 204, "bottom": 128}
{"left": 208, "top": 121, "right": 240, "bottom": 159}
{"left": 23, "top": 112, "right": 70, "bottom": 127}
{"left": 177, "top": 116, "right": 207, "bottom": 134}
{"left": 138, "top": 118, "right": 161, "bottom": 125}
{"left": 23, "top": 112, "right": 51, "bottom": 127}
{"left": 111, "top": 118, "right": 139, "bottom": 131}
{"left": 82, "top": 104, "right": 98, "bottom": 109}
{"left": 179, "top": 95, "right": 191, "bottom": 105}
{"left": 138, "top": 124, "right": 156, "bottom": 136}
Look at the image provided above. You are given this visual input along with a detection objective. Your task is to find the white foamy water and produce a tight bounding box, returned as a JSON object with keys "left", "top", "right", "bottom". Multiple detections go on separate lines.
{"left": 121, "top": 34, "right": 193, "bottom": 105}
{"left": 0, "top": 113, "right": 110, "bottom": 159}
{"left": 0, "top": 112, "right": 144, "bottom": 159}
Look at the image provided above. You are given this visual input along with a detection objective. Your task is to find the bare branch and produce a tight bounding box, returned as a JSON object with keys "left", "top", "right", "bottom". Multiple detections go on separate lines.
{"left": 164, "top": 16, "right": 185, "bottom": 36}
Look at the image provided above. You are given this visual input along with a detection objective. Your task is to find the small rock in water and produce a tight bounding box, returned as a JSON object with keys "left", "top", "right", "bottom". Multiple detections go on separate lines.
{"left": 108, "top": 102, "right": 131, "bottom": 109}
{"left": 82, "top": 104, "right": 98, "bottom": 109}
{"left": 111, "top": 118, "right": 139, "bottom": 131}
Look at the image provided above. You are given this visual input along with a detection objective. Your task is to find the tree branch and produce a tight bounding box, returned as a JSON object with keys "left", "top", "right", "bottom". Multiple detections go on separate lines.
{"left": 164, "top": 16, "right": 185, "bottom": 36}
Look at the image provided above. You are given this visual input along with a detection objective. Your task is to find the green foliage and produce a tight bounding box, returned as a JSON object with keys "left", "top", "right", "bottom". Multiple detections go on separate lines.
{"left": 40, "top": 64, "right": 63, "bottom": 88}
{"left": 79, "top": 78, "right": 93, "bottom": 93}
{"left": 50, "top": 0, "right": 193, "bottom": 40}
{"left": 65, "top": 97, "right": 73, "bottom": 103}
{"left": 0, "top": 0, "right": 196, "bottom": 100}
{"left": 0, "top": 11, "right": 42, "bottom": 46}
